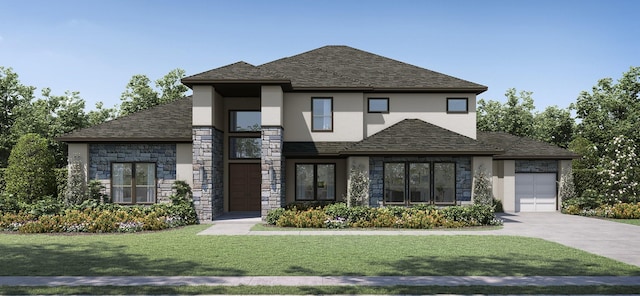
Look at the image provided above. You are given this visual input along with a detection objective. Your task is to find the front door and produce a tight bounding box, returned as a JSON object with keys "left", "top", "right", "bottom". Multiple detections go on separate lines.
{"left": 229, "top": 163, "right": 261, "bottom": 211}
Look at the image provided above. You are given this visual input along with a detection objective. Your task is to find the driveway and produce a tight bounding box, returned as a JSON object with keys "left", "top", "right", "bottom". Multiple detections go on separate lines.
{"left": 497, "top": 212, "right": 640, "bottom": 267}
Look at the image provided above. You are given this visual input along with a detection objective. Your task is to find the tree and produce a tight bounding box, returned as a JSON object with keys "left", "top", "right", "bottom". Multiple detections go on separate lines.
{"left": 472, "top": 165, "right": 493, "bottom": 206}
{"left": 0, "top": 67, "right": 35, "bottom": 167}
{"left": 598, "top": 135, "right": 640, "bottom": 204}
{"left": 477, "top": 88, "right": 536, "bottom": 137}
{"left": 87, "top": 101, "right": 118, "bottom": 126}
{"left": 533, "top": 106, "right": 574, "bottom": 148}
{"left": 119, "top": 68, "right": 187, "bottom": 116}
{"left": 4, "top": 133, "right": 56, "bottom": 203}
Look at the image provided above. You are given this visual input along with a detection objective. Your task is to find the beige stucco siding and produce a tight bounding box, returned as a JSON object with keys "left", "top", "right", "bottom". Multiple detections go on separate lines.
{"left": 67, "top": 143, "right": 89, "bottom": 181}
{"left": 176, "top": 143, "right": 193, "bottom": 187}
{"left": 283, "top": 93, "right": 364, "bottom": 141}
{"left": 261, "top": 85, "right": 284, "bottom": 126}
{"left": 192, "top": 85, "right": 224, "bottom": 129}
{"left": 365, "top": 93, "right": 477, "bottom": 139}
{"left": 285, "top": 158, "right": 347, "bottom": 204}
{"left": 493, "top": 160, "right": 516, "bottom": 212}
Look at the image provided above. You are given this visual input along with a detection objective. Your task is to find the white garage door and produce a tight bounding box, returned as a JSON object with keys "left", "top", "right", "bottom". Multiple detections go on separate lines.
{"left": 515, "top": 173, "right": 557, "bottom": 212}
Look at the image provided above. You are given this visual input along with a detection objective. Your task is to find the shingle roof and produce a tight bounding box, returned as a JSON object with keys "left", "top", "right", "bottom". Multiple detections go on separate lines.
{"left": 342, "top": 119, "right": 502, "bottom": 155}
{"left": 476, "top": 131, "right": 580, "bottom": 159}
{"left": 183, "top": 46, "right": 487, "bottom": 93}
{"left": 283, "top": 142, "right": 352, "bottom": 157}
{"left": 57, "top": 97, "right": 193, "bottom": 142}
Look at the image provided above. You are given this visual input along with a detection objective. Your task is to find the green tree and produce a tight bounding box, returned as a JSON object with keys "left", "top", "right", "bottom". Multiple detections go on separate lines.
{"left": 477, "top": 88, "right": 536, "bottom": 137}
{"left": 533, "top": 106, "right": 574, "bottom": 148}
{"left": 4, "top": 133, "right": 56, "bottom": 203}
{"left": 87, "top": 101, "right": 118, "bottom": 126}
{"left": 119, "top": 68, "right": 187, "bottom": 116}
{"left": 0, "top": 67, "right": 35, "bottom": 167}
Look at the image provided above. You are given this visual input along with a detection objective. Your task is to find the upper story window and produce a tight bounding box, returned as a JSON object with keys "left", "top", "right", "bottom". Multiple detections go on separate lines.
{"left": 368, "top": 98, "right": 389, "bottom": 113}
{"left": 312, "top": 97, "right": 333, "bottom": 132}
{"left": 230, "top": 111, "right": 260, "bottom": 132}
{"left": 447, "top": 98, "right": 469, "bottom": 113}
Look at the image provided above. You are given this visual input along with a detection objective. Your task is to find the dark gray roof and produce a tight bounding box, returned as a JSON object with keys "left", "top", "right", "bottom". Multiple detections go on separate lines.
{"left": 477, "top": 131, "right": 580, "bottom": 159}
{"left": 57, "top": 97, "right": 193, "bottom": 142}
{"left": 342, "top": 119, "right": 502, "bottom": 155}
{"left": 183, "top": 46, "right": 487, "bottom": 93}
{"left": 283, "top": 142, "right": 352, "bottom": 157}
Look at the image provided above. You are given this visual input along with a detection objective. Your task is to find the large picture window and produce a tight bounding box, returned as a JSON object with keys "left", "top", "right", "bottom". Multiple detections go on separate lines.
{"left": 383, "top": 162, "right": 455, "bottom": 205}
{"left": 295, "top": 164, "right": 336, "bottom": 201}
{"left": 230, "top": 111, "right": 260, "bottom": 132}
{"left": 312, "top": 97, "right": 333, "bottom": 132}
{"left": 112, "top": 163, "right": 156, "bottom": 204}
{"left": 230, "top": 137, "right": 261, "bottom": 159}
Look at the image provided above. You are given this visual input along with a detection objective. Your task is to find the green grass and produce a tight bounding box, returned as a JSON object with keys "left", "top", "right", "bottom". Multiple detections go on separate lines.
{"left": 1, "top": 225, "right": 639, "bottom": 276}
{"left": 2, "top": 285, "right": 640, "bottom": 295}
{"left": 606, "top": 218, "right": 640, "bottom": 226}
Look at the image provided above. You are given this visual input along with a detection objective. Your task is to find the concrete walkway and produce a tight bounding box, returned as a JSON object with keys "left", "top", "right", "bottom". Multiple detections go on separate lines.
{"left": 198, "top": 212, "right": 640, "bottom": 267}
{"left": 2, "top": 275, "right": 640, "bottom": 287}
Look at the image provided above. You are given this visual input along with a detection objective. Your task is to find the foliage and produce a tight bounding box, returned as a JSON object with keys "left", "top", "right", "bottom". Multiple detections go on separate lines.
{"left": 533, "top": 106, "right": 574, "bottom": 148}
{"left": 597, "top": 135, "right": 640, "bottom": 204}
{"left": 168, "top": 180, "right": 192, "bottom": 204}
{"left": 269, "top": 203, "right": 502, "bottom": 229}
{"left": 347, "top": 167, "right": 369, "bottom": 207}
{"left": 4, "top": 133, "right": 56, "bottom": 203}
{"left": 119, "top": 68, "right": 187, "bottom": 116}
{"left": 564, "top": 202, "right": 640, "bottom": 219}
{"left": 558, "top": 169, "right": 577, "bottom": 205}
{"left": 0, "top": 192, "right": 21, "bottom": 213}
{"left": 64, "top": 154, "right": 86, "bottom": 206}
{"left": 493, "top": 198, "right": 504, "bottom": 213}
{"left": 472, "top": 166, "right": 493, "bottom": 206}
{"left": 0, "top": 67, "right": 36, "bottom": 167}
{"left": 266, "top": 208, "right": 286, "bottom": 225}
{"left": 54, "top": 168, "right": 67, "bottom": 199}
{"left": 87, "top": 179, "right": 110, "bottom": 203}
{"left": 0, "top": 168, "right": 5, "bottom": 192}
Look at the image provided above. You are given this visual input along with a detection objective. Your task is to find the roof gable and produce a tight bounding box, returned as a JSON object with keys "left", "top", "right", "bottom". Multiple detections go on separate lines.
{"left": 183, "top": 46, "right": 487, "bottom": 93}
{"left": 57, "top": 97, "right": 193, "bottom": 142}
{"left": 342, "top": 119, "right": 502, "bottom": 155}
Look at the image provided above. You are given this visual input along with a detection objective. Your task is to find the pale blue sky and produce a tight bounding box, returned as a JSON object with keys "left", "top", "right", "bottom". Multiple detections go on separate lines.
{"left": 1, "top": 0, "right": 638, "bottom": 112}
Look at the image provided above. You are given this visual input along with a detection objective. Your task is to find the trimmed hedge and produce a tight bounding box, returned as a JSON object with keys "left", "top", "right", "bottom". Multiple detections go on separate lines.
{"left": 267, "top": 203, "right": 502, "bottom": 229}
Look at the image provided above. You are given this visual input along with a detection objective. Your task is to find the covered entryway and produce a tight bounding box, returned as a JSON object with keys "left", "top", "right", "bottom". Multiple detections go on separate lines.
{"left": 515, "top": 173, "right": 557, "bottom": 212}
{"left": 229, "top": 163, "right": 261, "bottom": 211}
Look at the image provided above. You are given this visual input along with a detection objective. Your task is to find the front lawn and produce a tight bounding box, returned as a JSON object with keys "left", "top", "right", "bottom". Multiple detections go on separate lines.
{"left": 1, "top": 225, "right": 638, "bottom": 276}
{"left": 606, "top": 218, "right": 640, "bottom": 226}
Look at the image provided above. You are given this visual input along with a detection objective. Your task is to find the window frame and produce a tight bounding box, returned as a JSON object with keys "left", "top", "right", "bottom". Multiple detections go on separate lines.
{"left": 447, "top": 98, "right": 469, "bottom": 114}
{"left": 382, "top": 161, "right": 457, "bottom": 206}
{"left": 229, "top": 110, "right": 261, "bottom": 133}
{"left": 229, "top": 136, "right": 261, "bottom": 159}
{"left": 311, "top": 97, "right": 333, "bottom": 132}
{"left": 294, "top": 163, "right": 337, "bottom": 201}
{"left": 111, "top": 162, "right": 157, "bottom": 205}
{"left": 367, "top": 97, "right": 389, "bottom": 113}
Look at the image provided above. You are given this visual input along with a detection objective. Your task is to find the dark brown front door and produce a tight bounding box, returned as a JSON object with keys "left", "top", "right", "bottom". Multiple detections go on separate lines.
{"left": 229, "top": 163, "right": 261, "bottom": 211}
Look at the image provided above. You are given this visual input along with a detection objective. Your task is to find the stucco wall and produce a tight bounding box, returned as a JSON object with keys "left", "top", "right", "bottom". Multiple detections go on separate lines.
{"left": 88, "top": 143, "right": 177, "bottom": 203}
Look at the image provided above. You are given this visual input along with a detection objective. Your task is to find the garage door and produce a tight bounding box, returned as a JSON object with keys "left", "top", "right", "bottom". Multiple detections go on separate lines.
{"left": 515, "top": 173, "right": 557, "bottom": 212}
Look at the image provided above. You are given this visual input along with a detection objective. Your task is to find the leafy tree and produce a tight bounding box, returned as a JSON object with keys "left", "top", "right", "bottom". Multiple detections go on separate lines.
{"left": 119, "top": 68, "right": 187, "bottom": 116}
{"left": 0, "top": 67, "right": 35, "bottom": 167}
{"left": 477, "top": 88, "right": 535, "bottom": 137}
{"left": 4, "top": 133, "right": 56, "bottom": 203}
{"left": 87, "top": 101, "right": 118, "bottom": 126}
{"left": 597, "top": 135, "right": 639, "bottom": 204}
{"left": 533, "top": 106, "right": 574, "bottom": 148}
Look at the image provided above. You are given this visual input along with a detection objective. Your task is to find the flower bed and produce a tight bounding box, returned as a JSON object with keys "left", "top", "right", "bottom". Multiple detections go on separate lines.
{"left": 267, "top": 203, "right": 502, "bottom": 229}
{"left": 563, "top": 202, "right": 640, "bottom": 219}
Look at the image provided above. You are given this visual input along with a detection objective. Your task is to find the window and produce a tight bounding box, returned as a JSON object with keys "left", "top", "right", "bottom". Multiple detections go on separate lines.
{"left": 368, "top": 98, "right": 389, "bottom": 113}
{"left": 112, "top": 163, "right": 156, "bottom": 204}
{"left": 230, "top": 111, "right": 261, "bottom": 132}
{"left": 230, "top": 137, "right": 261, "bottom": 159}
{"left": 295, "top": 164, "right": 336, "bottom": 201}
{"left": 312, "top": 97, "right": 333, "bottom": 131}
{"left": 383, "top": 162, "right": 456, "bottom": 205}
{"left": 447, "top": 98, "right": 468, "bottom": 113}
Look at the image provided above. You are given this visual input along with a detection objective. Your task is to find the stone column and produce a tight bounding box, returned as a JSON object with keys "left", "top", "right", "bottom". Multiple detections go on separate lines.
{"left": 261, "top": 126, "right": 285, "bottom": 218}
{"left": 192, "top": 127, "right": 224, "bottom": 221}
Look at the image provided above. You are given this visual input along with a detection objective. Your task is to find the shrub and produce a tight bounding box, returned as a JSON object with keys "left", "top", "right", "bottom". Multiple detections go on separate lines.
{"left": 493, "top": 198, "right": 504, "bottom": 213}
{"left": 55, "top": 168, "right": 67, "bottom": 200}
{"left": 472, "top": 165, "right": 493, "bottom": 206}
{"left": 0, "top": 168, "right": 5, "bottom": 192}
{"left": 87, "top": 179, "right": 109, "bottom": 203}
{"left": 64, "top": 154, "right": 86, "bottom": 206}
{"left": 0, "top": 192, "right": 22, "bottom": 214}
{"left": 4, "top": 133, "right": 56, "bottom": 203}
{"left": 276, "top": 208, "right": 327, "bottom": 228}
{"left": 347, "top": 167, "right": 369, "bottom": 207}
{"left": 266, "top": 208, "right": 285, "bottom": 225}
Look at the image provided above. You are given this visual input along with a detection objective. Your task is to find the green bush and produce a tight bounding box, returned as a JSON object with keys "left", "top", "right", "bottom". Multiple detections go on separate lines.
{"left": 268, "top": 203, "right": 502, "bottom": 229}
{"left": 0, "top": 192, "right": 22, "bottom": 214}
{"left": 55, "top": 168, "right": 67, "bottom": 200}
{"left": 4, "top": 133, "right": 56, "bottom": 203}
{"left": 573, "top": 169, "right": 600, "bottom": 198}
{"left": 0, "top": 168, "right": 6, "bottom": 192}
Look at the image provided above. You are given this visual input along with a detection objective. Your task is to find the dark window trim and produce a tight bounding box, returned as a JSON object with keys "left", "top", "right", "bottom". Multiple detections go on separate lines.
{"left": 382, "top": 161, "right": 457, "bottom": 206}
{"left": 447, "top": 97, "right": 469, "bottom": 114}
{"left": 311, "top": 97, "right": 333, "bottom": 132}
{"left": 110, "top": 162, "right": 157, "bottom": 205}
{"left": 229, "top": 136, "right": 261, "bottom": 160}
{"left": 367, "top": 97, "right": 390, "bottom": 113}
{"left": 229, "top": 109, "right": 261, "bottom": 133}
{"left": 294, "top": 163, "right": 337, "bottom": 201}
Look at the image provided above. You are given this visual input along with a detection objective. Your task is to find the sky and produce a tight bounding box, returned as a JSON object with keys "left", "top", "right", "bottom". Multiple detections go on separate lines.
{"left": 1, "top": 0, "right": 639, "bottom": 112}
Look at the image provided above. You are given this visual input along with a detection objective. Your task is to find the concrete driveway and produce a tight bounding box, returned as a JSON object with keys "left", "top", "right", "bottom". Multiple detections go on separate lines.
{"left": 497, "top": 212, "right": 640, "bottom": 267}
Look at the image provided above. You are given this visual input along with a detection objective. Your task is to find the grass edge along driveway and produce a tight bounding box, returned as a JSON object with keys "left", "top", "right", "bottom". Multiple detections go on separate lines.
{"left": 1, "top": 225, "right": 639, "bottom": 276}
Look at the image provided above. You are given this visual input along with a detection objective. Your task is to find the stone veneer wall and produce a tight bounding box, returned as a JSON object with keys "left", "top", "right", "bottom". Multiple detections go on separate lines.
{"left": 369, "top": 156, "right": 472, "bottom": 206}
{"left": 515, "top": 160, "right": 558, "bottom": 173}
{"left": 88, "top": 143, "right": 176, "bottom": 202}
{"left": 192, "top": 127, "right": 224, "bottom": 221}
{"left": 261, "top": 126, "right": 285, "bottom": 218}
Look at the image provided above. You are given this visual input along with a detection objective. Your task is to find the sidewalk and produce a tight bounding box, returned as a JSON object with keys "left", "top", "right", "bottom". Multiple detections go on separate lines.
{"left": 2, "top": 276, "right": 640, "bottom": 287}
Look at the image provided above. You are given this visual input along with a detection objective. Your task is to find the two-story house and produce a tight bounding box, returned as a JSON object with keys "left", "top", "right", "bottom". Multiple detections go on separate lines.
{"left": 59, "top": 46, "right": 578, "bottom": 221}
